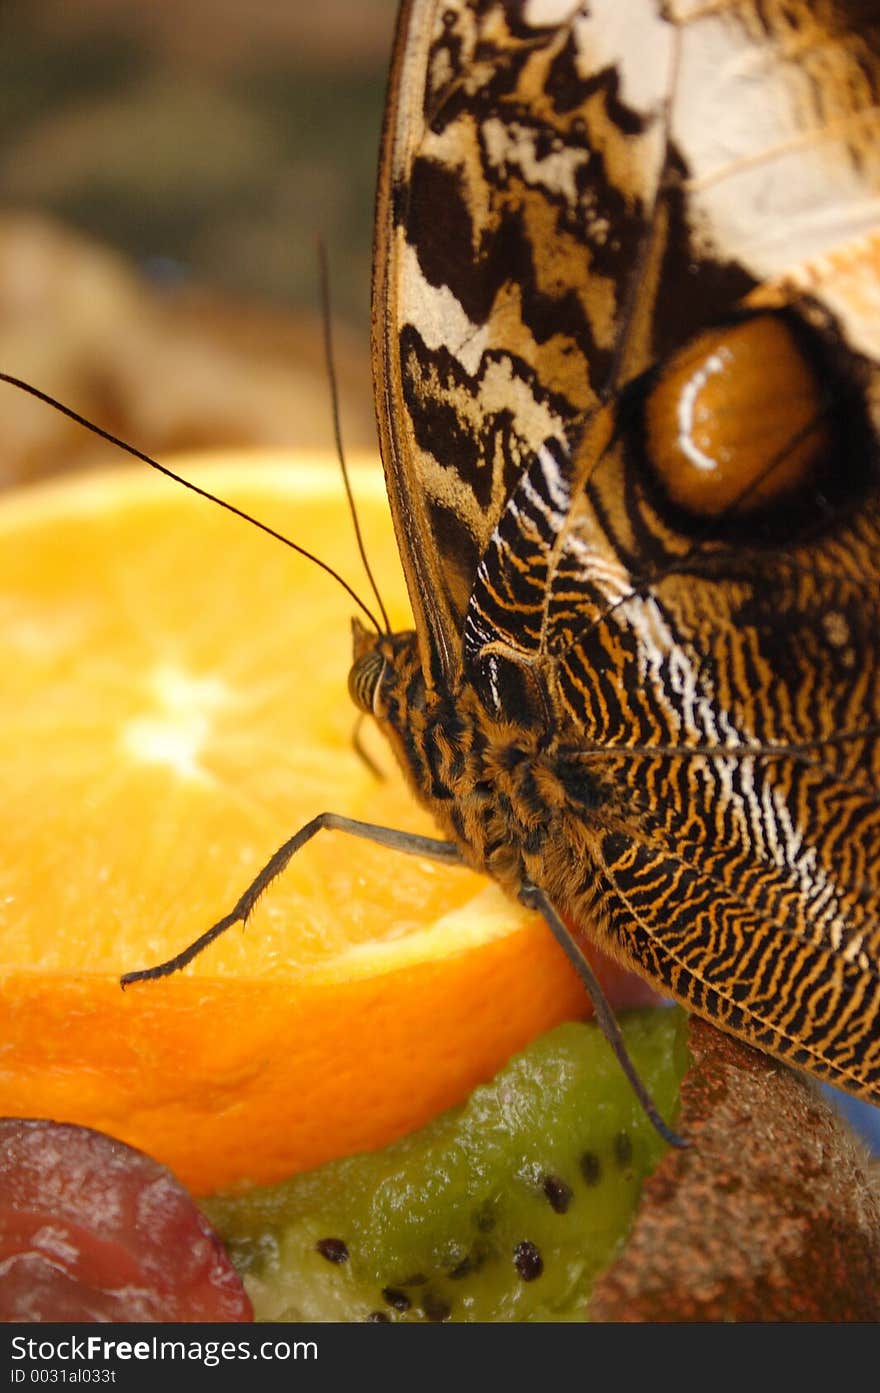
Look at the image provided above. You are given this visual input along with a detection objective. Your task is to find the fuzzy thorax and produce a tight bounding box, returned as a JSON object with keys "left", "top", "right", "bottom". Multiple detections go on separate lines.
{"left": 349, "top": 621, "right": 616, "bottom": 926}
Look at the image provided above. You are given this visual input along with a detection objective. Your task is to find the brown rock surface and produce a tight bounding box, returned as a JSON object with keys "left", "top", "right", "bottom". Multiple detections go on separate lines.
{"left": 589, "top": 1018, "right": 880, "bottom": 1322}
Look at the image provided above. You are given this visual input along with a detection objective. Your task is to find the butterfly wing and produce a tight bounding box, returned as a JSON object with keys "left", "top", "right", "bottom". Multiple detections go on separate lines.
{"left": 373, "top": 0, "right": 880, "bottom": 682}
{"left": 463, "top": 382, "right": 880, "bottom": 1096}
{"left": 373, "top": 0, "right": 677, "bottom": 680}
{"left": 375, "top": 0, "right": 880, "bottom": 1097}
{"left": 569, "top": 482, "right": 880, "bottom": 1098}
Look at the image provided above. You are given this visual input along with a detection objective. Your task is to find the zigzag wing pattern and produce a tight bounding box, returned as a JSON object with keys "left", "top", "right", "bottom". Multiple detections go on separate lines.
{"left": 375, "top": 0, "right": 880, "bottom": 684}
{"left": 461, "top": 395, "right": 880, "bottom": 1095}
{"left": 374, "top": 0, "right": 677, "bottom": 679}
{"left": 371, "top": 0, "right": 880, "bottom": 1102}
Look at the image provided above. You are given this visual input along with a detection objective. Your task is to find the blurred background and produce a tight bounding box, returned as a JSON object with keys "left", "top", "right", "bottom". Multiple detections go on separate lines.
{"left": 0, "top": 0, "right": 399, "bottom": 485}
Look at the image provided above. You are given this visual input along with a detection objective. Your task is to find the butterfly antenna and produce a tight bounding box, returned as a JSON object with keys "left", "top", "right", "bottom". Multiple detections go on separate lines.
{"left": 317, "top": 240, "right": 392, "bottom": 635}
{"left": 0, "top": 371, "right": 383, "bottom": 633}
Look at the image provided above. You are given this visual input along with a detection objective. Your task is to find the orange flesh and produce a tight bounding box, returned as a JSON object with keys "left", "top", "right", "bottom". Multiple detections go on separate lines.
{"left": 0, "top": 454, "right": 609, "bottom": 1194}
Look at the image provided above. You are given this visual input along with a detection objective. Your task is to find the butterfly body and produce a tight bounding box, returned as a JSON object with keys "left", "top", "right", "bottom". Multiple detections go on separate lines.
{"left": 357, "top": 0, "right": 880, "bottom": 1116}
{"left": 352, "top": 618, "right": 611, "bottom": 908}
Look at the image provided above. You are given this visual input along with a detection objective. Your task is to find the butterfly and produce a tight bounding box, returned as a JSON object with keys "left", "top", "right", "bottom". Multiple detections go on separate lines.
{"left": 126, "top": 0, "right": 880, "bottom": 1135}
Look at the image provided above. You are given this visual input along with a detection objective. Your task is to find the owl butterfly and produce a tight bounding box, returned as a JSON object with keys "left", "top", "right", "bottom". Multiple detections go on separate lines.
{"left": 129, "top": 0, "right": 880, "bottom": 1135}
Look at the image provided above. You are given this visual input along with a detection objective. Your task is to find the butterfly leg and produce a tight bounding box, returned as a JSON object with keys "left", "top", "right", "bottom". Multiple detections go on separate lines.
{"left": 520, "top": 881, "right": 687, "bottom": 1150}
{"left": 120, "top": 814, "right": 462, "bottom": 987}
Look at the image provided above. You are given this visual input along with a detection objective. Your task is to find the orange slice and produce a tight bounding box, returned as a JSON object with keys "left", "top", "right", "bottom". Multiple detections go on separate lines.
{"left": 0, "top": 453, "right": 610, "bottom": 1195}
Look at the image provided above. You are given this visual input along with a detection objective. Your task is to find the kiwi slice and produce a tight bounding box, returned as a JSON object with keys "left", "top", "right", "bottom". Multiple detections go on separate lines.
{"left": 204, "top": 1009, "right": 688, "bottom": 1322}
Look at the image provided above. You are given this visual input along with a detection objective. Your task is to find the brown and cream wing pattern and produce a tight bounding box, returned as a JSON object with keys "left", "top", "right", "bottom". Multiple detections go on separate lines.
{"left": 372, "top": 0, "right": 675, "bottom": 681}
{"left": 373, "top": 0, "right": 880, "bottom": 685}
{"left": 100, "top": 0, "right": 880, "bottom": 1120}
{"left": 462, "top": 380, "right": 880, "bottom": 1094}
{"left": 374, "top": 0, "right": 880, "bottom": 1098}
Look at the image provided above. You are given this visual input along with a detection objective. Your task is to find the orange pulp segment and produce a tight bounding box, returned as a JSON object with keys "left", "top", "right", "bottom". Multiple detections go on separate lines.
{"left": 0, "top": 453, "right": 601, "bottom": 1194}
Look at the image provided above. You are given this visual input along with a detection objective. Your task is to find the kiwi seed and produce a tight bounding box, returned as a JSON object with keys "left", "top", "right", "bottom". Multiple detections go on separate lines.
{"left": 542, "top": 1174, "right": 573, "bottom": 1213}
{"left": 579, "top": 1150, "right": 602, "bottom": 1185}
{"left": 513, "top": 1240, "right": 543, "bottom": 1282}
{"left": 315, "top": 1237, "right": 349, "bottom": 1264}
{"left": 382, "top": 1287, "right": 410, "bottom": 1311}
{"left": 422, "top": 1292, "right": 452, "bottom": 1322}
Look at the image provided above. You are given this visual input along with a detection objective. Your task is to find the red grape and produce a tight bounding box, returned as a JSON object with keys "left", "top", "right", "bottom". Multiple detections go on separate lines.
{"left": 0, "top": 1120, "right": 253, "bottom": 1322}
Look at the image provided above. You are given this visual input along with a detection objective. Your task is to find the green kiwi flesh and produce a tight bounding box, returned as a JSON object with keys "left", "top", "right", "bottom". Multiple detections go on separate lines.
{"left": 203, "top": 1009, "right": 688, "bottom": 1322}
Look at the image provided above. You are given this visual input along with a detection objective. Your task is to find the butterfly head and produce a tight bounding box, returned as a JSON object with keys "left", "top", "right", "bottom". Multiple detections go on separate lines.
{"left": 348, "top": 618, "right": 422, "bottom": 722}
